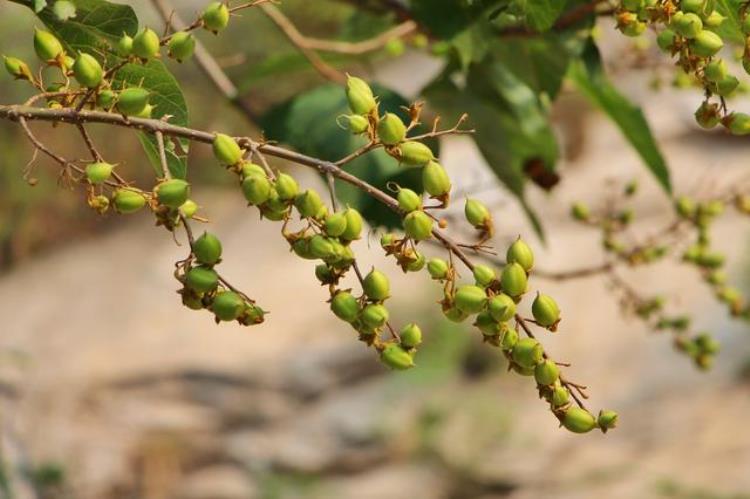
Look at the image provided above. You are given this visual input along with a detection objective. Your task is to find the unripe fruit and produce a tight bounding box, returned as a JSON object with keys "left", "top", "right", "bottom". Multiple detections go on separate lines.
{"left": 617, "top": 13, "right": 646, "bottom": 37}
{"left": 422, "top": 161, "right": 451, "bottom": 197}
{"left": 292, "top": 238, "right": 315, "bottom": 260}
{"left": 397, "top": 188, "right": 422, "bottom": 212}
{"left": 472, "top": 264, "right": 496, "bottom": 287}
{"left": 116, "top": 33, "right": 133, "bottom": 56}
{"left": 185, "top": 266, "right": 219, "bottom": 293}
{"left": 213, "top": 133, "right": 243, "bottom": 166}
{"left": 621, "top": 0, "right": 643, "bottom": 11}
{"left": 562, "top": 407, "right": 597, "bottom": 434}
{"left": 400, "top": 323, "right": 422, "bottom": 348}
{"left": 85, "top": 162, "right": 114, "bottom": 184}
{"left": 132, "top": 28, "right": 160, "bottom": 59}
{"left": 342, "top": 114, "right": 369, "bottom": 134}
{"left": 331, "top": 291, "right": 360, "bottom": 322}
{"left": 72, "top": 53, "right": 103, "bottom": 88}
{"left": 97, "top": 90, "right": 117, "bottom": 109}
{"left": 315, "top": 264, "right": 335, "bottom": 284}
{"left": 488, "top": 293, "right": 516, "bottom": 322}
{"left": 704, "top": 11, "right": 726, "bottom": 28}
{"left": 155, "top": 179, "right": 190, "bottom": 208}
{"left": 294, "top": 189, "right": 326, "bottom": 219}
{"left": 506, "top": 237, "right": 534, "bottom": 271}
{"left": 725, "top": 112, "right": 750, "bottom": 135}
{"left": 212, "top": 291, "right": 245, "bottom": 321}
{"left": 475, "top": 312, "right": 502, "bottom": 336}
{"left": 361, "top": 303, "right": 389, "bottom": 329}
{"left": 202, "top": 2, "right": 230, "bottom": 33}
{"left": 181, "top": 288, "right": 204, "bottom": 310}
{"left": 113, "top": 189, "right": 147, "bottom": 214}
{"left": 180, "top": 199, "right": 199, "bottom": 218}
{"left": 242, "top": 174, "right": 272, "bottom": 205}
{"left": 168, "top": 31, "right": 196, "bottom": 62}
{"left": 443, "top": 306, "right": 469, "bottom": 323}
{"left": 464, "top": 198, "right": 490, "bottom": 228}
{"left": 275, "top": 173, "right": 298, "bottom": 200}
{"left": 309, "top": 235, "right": 336, "bottom": 260}
{"left": 134, "top": 104, "right": 154, "bottom": 119}
{"left": 324, "top": 212, "right": 348, "bottom": 237}
{"left": 680, "top": 0, "right": 704, "bottom": 13}
{"left": 116, "top": 87, "right": 150, "bottom": 116}
{"left": 193, "top": 232, "right": 222, "bottom": 265}
{"left": 3, "top": 56, "right": 32, "bottom": 80}
{"left": 454, "top": 285, "right": 488, "bottom": 315}
{"left": 403, "top": 210, "right": 433, "bottom": 241}
{"left": 34, "top": 29, "right": 64, "bottom": 62}
{"left": 511, "top": 337, "right": 543, "bottom": 368}
{"left": 345, "top": 75, "right": 377, "bottom": 115}
{"left": 363, "top": 269, "right": 390, "bottom": 301}
{"left": 239, "top": 304, "right": 265, "bottom": 326}
{"left": 534, "top": 360, "right": 559, "bottom": 386}
{"left": 675, "top": 195, "right": 696, "bottom": 218}
{"left": 500, "top": 262, "right": 528, "bottom": 297}
{"left": 241, "top": 162, "right": 266, "bottom": 179}
{"left": 704, "top": 59, "right": 727, "bottom": 82}
{"left": 341, "top": 207, "right": 363, "bottom": 240}
{"left": 713, "top": 75, "right": 739, "bottom": 97}
{"left": 377, "top": 112, "right": 407, "bottom": 145}
{"left": 532, "top": 293, "right": 561, "bottom": 327}
{"left": 380, "top": 343, "right": 414, "bottom": 370}
{"left": 404, "top": 251, "right": 425, "bottom": 272}
{"left": 571, "top": 202, "right": 590, "bottom": 221}
{"left": 551, "top": 385, "right": 570, "bottom": 407}
{"left": 673, "top": 12, "right": 702, "bottom": 38}
{"left": 397, "top": 141, "right": 434, "bottom": 166}
{"left": 656, "top": 29, "right": 676, "bottom": 52}
{"left": 690, "top": 30, "right": 723, "bottom": 57}
{"left": 500, "top": 327, "right": 519, "bottom": 350}
{"left": 427, "top": 258, "right": 449, "bottom": 280}
{"left": 694, "top": 101, "right": 720, "bottom": 129}
{"left": 597, "top": 410, "right": 619, "bottom": 431}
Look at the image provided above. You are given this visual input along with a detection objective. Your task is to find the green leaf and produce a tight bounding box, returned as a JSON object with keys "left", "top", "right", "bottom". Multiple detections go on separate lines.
{"left": 713, "top": 0, "right": 744, "bottom": 44}
{"left": 568, "top": 42, "right": 671, "bottom": 194}
{"left": 409, "top": 0, "right": 505, "bottom": 38}
{"left": 512, "top": 0, "right": 568, "bottom": 31}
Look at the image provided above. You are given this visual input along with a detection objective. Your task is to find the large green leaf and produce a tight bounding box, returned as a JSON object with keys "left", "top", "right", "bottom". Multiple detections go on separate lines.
{"left": 409, "top": 0, "right": 506, "bottom": 38}
{"left": 512, "top": 0, "right": 569, "bottom": 31}
{"left": 568, "top": 42, "right": 671, "bottom": 194}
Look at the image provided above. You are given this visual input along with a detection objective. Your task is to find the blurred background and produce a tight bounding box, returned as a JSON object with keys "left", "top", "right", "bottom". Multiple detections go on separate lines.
{"left": 2, "top": 1, "right": 750, "bottom": 498}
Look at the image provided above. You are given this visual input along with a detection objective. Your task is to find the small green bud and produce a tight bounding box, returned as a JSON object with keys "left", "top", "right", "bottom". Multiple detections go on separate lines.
{"left": 72, "top": 53, "right": 103, "bottom": 88}
{"left": 403, "top": 210, "right": 433, "bottom": 241}
{"left": 443, "top": 306, "right": 469, "bottom": 323}
{"left": 617, "top": 12, "right": 646, "bottom": 37}
{"left": 193, "top": 232, "right": 223, "bottom": 266}
{"left": 427, "top": 258, "right": 449, "bottom": 280}
{"left": 472, "top": 264, "right": 496, "bottom": 287}
{"left": 464, "top": 198, "right": 490, "bottom": 228}
{"left": 690, "top": 30, "right": 724, "bottom": 57}
{"left": 422, "top": 161, "right": 451, "bottom": 198}
{"left": 488, "top": 293, "right": 516, "bottom": 322}
{"left": 656, "top": 29, "right": 677, "bottom": 52}
{"left": 331, "top": 291, "right": 360, "bottom": 322}
{"left": 342, "top": 114, "right": 369, "bottom": 134}
{"left": 597, "top": 410, "right": 619, "bottom": 432}
{"left": 673, "top": 12, "right": 703, "bottom": 38}
{"left": 400, "top": 323, "right": 422, "bottom": 348}
{"left": 704, "top": 59, "right": 727, "bottom": 82}
{"left": 96, "top": 89, "right": 117, "bottom": 109}
{"left": 116, "top": 33, "right": 133, "bottom": 56}
{"left": 506, "top": 237, "right": 534, "bottom": 272}
{"left": 363, "top": 269, "right": 390, "bottom": 301}
{"left": 168, "top": 31, "right": 196, "bottom": 62}
{"left": 309, "top": 234, "right": 336, "bottom": 260}
{"left": 454, "top": 285, "right": 488, "bottom": 315}
{"left": 397, "top": 188, "right": 422, "bottom": 212}
{"left": 380, "top": 343, "right": 414, "bottom": 370}
{"left": 241, "top": 162, "right": 266, "bottom": 179}
{"left": 116, "top": 87, "right": 150, "bottom": 116}
{"left": 132, "top": 28, "right": 160, "bottom": 59}
{"left": 341, "top": 207, "right": 363, "bottom": 241}
{"left": 404, "top": 251, "right": 425, "bottom": 272}
{"left": 361, "top": 303, "right": 389, "bottom": 329}
{"left": 500, "top": 327, "right": 519, "bottom": 351}
{"left": 475, "top": 311, "right": 502, "bottom": 336}
{"left": 213, "top": 133, "right": 243, "bottom": 166}
{"left": 34, "top": 28, "right": 64, "bottom": 62}
{"left": 242, "top": 173, "right": 272, "bottom": 206}
{"left": 275, "top": 173, "right": 299, "bottom": 200}
{"left": 380, "top": 233, "right": 396, "bottom": 248}
{"left": 155, "top": 179, "right": 191, "bottom": 208}
{"left": 112, "top": 189, "right": 147, "bottom": 214}
{"left": 680, "top": 0, "right": 705, "bottom": 13}
{"left": 377, "top": 112, "right": 407, "bottom": 145}
{"left": 397, "top": 141, "right": 434, "bottom": 166}
{"left": 345, "top": 75, "right": 377, "bottom": 115}
{"left": 712, "top": 75, "right": 739, "bottom": 97}
{"left": 500, "top": 262, "right": 528, "bottom": 297}
{"left": 85, "top": 162, "right": 114, "bottom": 184}
{"left": 3, "top": 56, "right": 33, "bottom": 81}
{"left": 202, "top": 1, "right": 230, "bottom": 32}
{"left": 532, "top": 293, "right": 561, "bottom": 328}
{"left": 180, "top": 199, "right": 199, "bottom": 218}
{"left": 511, "top": 337, "right": 543, "bottom": 368}
{"left": 562, "top": 407, "right": 597, "bottom": 433}
{"left": 534, "top": 359, "right": 560, "bottom": 386}
{"left": 185, "top": 266, "right": 219, "bottom": 293}
{"left": 294, "top": 189, "right": 326, "bottom": 219}
{"left": 704, "top": 11, "right": 726, "bottom": 28}
{"left": 324, "top": 212, "right": 348, "bottom": 237}
{"left": 212, "top": 291, "right": 245, "bottom": 321}
{"left": 551, "top": 385, "right": 570, "bottom": 407}
{"left": 571, "top": 202, "right": 590, "bottom": 221}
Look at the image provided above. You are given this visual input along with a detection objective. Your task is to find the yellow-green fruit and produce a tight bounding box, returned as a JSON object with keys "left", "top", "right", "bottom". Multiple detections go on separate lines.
{"left": 713, "top": 75, "right": 739, "bottom": 97}
{"left": 725, "top": 112, "right": 750, "bottom": 135}
{"left": 397, "top": 188, "right": 422, "bottom": 212}
{"left": 597, "top": 410, "right": 618, "bottom": 431}
{"left": 571, "top": 202, "right": 590, "bottom": 221}
{"left": 116, "top": 87, "right": 150, "bottom": 116}
{"left": 4, "top": 56, "right": 32, "bottom": 80}
{"left": 422, "top": 161, "right": 451, "bottom": 197}
{"left": 292, "top": 238, "right": 315, "bottom": 260}
{"left": 212, "top": 133, "right": 243, "bottom": 166}
{"left": 500, "top": 262, "right": 528, "bottom": 297}
{"left": 704, "top": 59, "right": 727, "bottom": 83}
{"left": 403, "top": 210, "right": 433, "bottom": 241}
{"left": 72, "top": 53, "right": 103, "bottom": 88}
{"left": 212, "top": 291, "right": 245, "bottom": 321}
{"left": 534, "top": 359, "right": 559, "bottom": 386}
{"left": 361, "top": 303, "right": 389, "bottom": 329}
{"left": 427, "top": 258, "right": 449, "bottom": 280}
{"left": 309, "top": 235, "right": 336, "bottom": 260}
{"left": 400, "top": 323, "right": 422, "bottom": 348}
{"left": 454, "top": 285, "right": 487, "bottom": 315}
{"left": 202, "top": 1, "right": 230, "bottom": 33}
{"left": 113, "top": 189, "right": 147, "bottom": 214}
{"left": 116, "top": 34, "right": 133, "bottom": 56}
{"left": 704, "top": 11, "right": 725, "bottom": 28}
{"left": 346, "top": 75, "right": 377, "bottom": 115}
{"left": 343, "top": 114, "right": 369, "bottom": 134}
{"left": 690, "top": 30, "right": 724, "bottom": 56}
{"left": 134, "top": 104, "right": 154, "bottom": 119}
{"left": 34, "top": 29, "right": 64, "bottom": 62}
{"left": 397, "top": 141, "right": 434, "bottom": 166}
{"left": 465, "top": 198, "right": 490, "bottom": 228}
{"left": 472, "top": 264, "right": 496, "bottom": 287}
{"left": 405, "top": 251, "right": 425, "bottom": 272}
{"left": 240, "top": 163, "right": 266, "bottom": 179}
{"left": 294, "top": 189, "right": 326, "bottom": 219}
{"left": 132, "top": 28, "right": 160, "bottom": 59}
{"left": 562, "top": 407, "right": 597, "bottom": 434}
{"left": 240, "top": 304, "right": 265, "bottom": 326}
{"left": 532, "top": 293, "right": 561, "bottom": 327}
{"left": 488, "top": 293, "right": 515, "bottom": 322}
{"left": 500, "top": 327, "right": 518, "bottom": 351}
{"left": 324, "top": 212, "right": 348, "bottom": 237}
{"left": 185, "top": 266, "right": 219, "bottom": 293}
{"left": 511, "top": 337, "right": 543, "bottom": 368}
{"left": 97, "top": 90, "right": 117, "bottom": 109}
{"left": 443, "top": 306, "right": 469, "bottom": 323}
{"left": 193, "top": 232, "right": 222, "bottom": 265}
{"left": 656, "top": 29, "right": 676, "bottom": 52}
{"left": 341, "top": 207, "right": 363, "bottom": 240}
{"left": 506, "top": 238, "right": 534, "bottom": 271}
{"left": 363, "top": 269, "right": 390, "bottom": 301}
{"left": 673, "top": 12, "right": 702, "bottom": 38}
{"left": 180, "top": 199, "right": 199, "bottom": 218}
{"left": 155, "top": 179, "right": 190, "bottom": 208}
{"left": 242, "top": 174, "right": 271, "bottom": 205}
{"left": 330, "top": 291, "right": 360, "bottom": 322}
{"left": 275, "top": 173, "right": 298, "bottom": 200}
{"left": 681, "top": 0, "right": 704, "bottom": 13}
{"left": 475, "top": 312, "right": 502, "bottom": 336}
{"left": 377, "top": 112, "right": 407, "bottom": 145}
{"left": 85, "top": 162, "right": 114, "bottom": 184}
{"left": 380, "top": 343, "right": 414, "bottom": 370}
{"left": 181, "top": 288, "right": 204, "bottom": 310}
{"left": 551, "top": 385, "right": 570, "bottom": 407}
{"left": 168, "top": 31, "right": 196, "bottom": 62}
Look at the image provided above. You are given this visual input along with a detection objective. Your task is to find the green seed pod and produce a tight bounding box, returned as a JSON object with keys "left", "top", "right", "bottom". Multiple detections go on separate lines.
{"left": 315, "top": 264, "right": 335, "bottom": 284}
{"left": 725, "top": 112, "right": 750, "bottom": 135}
{"left": 363, "top": 269, "right": 390, "bottom": 301}
{"left": 404, "top": 251, "right": 425, "bottom": 272}
{"left": 213, "top": 133, "right": 243, "bottom": 166}
{"left": 475, "top": 311, "right": 502, "bottom": 336}
{"left": 472, "top": 264, "right": 496, "bottom": 287}
{"left": 377, "top": 112, "right": 407, "bottom": 145}
{"left": 551, "top": 385, "right": 570, "bottom": 407}
{"left": 341, "top": 207, "right": 363, "bottom": 241}
{"left": 168, "top": 31, "right": 196, "bottom": 62}
{"left": 488, "top": 293, "right": 516, "bottom": 322}
{"left": 704, "top": 11, "right": 726, "bottom": 28}
{"left": 506, "top": 237, "right": 534, "bottom": 271}
{"left": 511, "top": 337, "right": 543, "bottom": 368}
{"left": 464, "top": 198, "right": 490, "bottom": 228}
{"left": 202, "top": 1, "right": 230, "bottom": 33}
{"left": 132, "top": 28, "right": 160, "bottom": 59}
{"left": 532, "top": 293, "right": 561, "bottom": 328}
{"left": 397, "top": 188, "right": 422, "bottom": 212}
{"left": 275, "top": 173, "right": 298, "bottom": 200}
{"left": 3, "top": 56, "right": 33, "bottom": 80}
{"left": 690, "top": 30, "right": 723, "bottom": 56}
{"left": 454, "top": 285, "right": 487, "bottom": 315}
{"left": 694, "top": 101, "right": 720, "bottom": 129}
{"left": 618, "top": 13, "right": 646, "bottom": 37}
{"left": 343, "top": 114, "right": 369, "bottom": 134}
{"left": 442, "top": 305, "right": 468, "bottom": 322}
{"left": 180, "top": 199, "right": 199, "bottom": 218}
{"left": 361, "top": 303, "right": 389, "bottom": 329}
{"left": 713, "top": 75, "right": 739, "bottom": 97}
{"left": 240, "top": 163, "right": 265, "bottom": 179}
{"left": 704, "top": 59, "right": 727, "bottom": 83}
{"left": 330, "top": 291, "right": 360, "bottom": 322}
{"left": 397, "top": 141, "right": 434, "bottom": 166}
{"left": 571, "top": 202, "right": 590, "bottom": 221}
{"left": 680, "top": 0, "right": 705, "bottom": 13}
{"left": 309, "top": 234, "right": 336, "bottom": 260}
{"left": 185, "top": 266, "right": 219, "bottom": 293}
{"left": 96, "top": 89, "right": 117, "bottom": 109}
{"left": 500, "top": 327, "right": 519, "bottom": 350}
{"left": 193, "top": 232, "right": 223, "bottom": 266}
{"left": 324, "top": 212, "right": 348, "bottom": 237}
{"left": 291, "top": 238, "right": 315, "bottom": 260}
{"left": 34, "top": 29, "right": 64, "bottom": 62}
{"left": 380, "top": 343, "right": 414, "bottom": 370}
{"left": 85, "top": 162, "right": 114, "bottom": 184}
{"left": 422, "top": 161, "right": 451, "bottom": 197}
{"left": 427, "top": 258, "right": 449, "bottom": 280}
{"left": 597, "top": 410, "right": 619, "bottom": 432}
{"left": 155, "top": 179, "right": 190, "bottom": 208}
{"left": 562, "top": 407, "right": 597, "bottom": 434}
{"left": 400, "top": 323, "right": 422, "bottom": 348}
{"left": 212, "top": 291, "right": 245, "bottom": 321}
{"left": 534, "top": 359, "right": 559, "bottom": 386}
{"left": 113, "top": 189, "right": 147, "bottom": 214}
{"left": 116, "top": 87, "right": 150, "bottom": 116}
{"left": 674, "top": 12, "right": 703, "bottom": 38}
{"left": 294, "top": 189, "right": 326, "bottom": 219}
{"left": 72, "top": 53, "right": 103, "bottom": 88}
{"left": 500, "top": 262, "right": 528, "bottom": 297}
{"left": 181, "top": 288, "right": 204, "bottom": 310}
{"left": 239, "top": 304, "right": 265, "bottom": 326}
{"left": 380, "top": 233, "right": 396, "bottom": 248}
{"left": 116, "top": 33, "right": 133, "bottom": 56}
{"left": 345, "top": 75, "right": 377, "bottom": 115}
{"left": 242, "top": 174, "right": 271, "bottom": 206}
{"left": 403, "top": 210, "right": 433, "bottom": 241}
{"left": 656, "top": 29, "right": 677, "bottom": 52}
